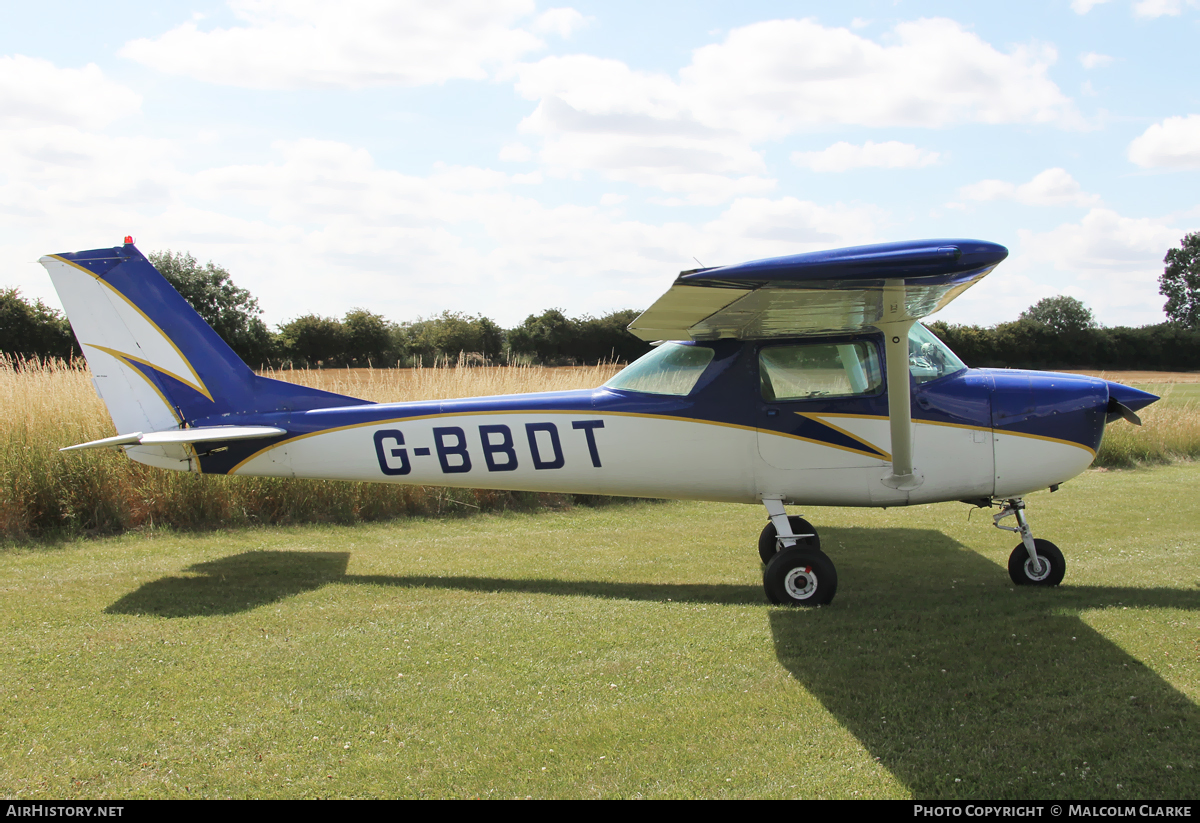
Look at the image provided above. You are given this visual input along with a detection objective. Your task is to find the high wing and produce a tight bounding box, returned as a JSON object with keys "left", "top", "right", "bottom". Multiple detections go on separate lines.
{"left": 629, "top": 239, "right": 1009, "bottom": 490}
{"left": 628, "top": 239, "right": 1008, "bottom": 342}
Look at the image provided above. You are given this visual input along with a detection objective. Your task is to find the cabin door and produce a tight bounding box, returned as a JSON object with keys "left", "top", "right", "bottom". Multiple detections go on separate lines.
{"left": 755, "top": 339, "right": 890, "bottom": 472}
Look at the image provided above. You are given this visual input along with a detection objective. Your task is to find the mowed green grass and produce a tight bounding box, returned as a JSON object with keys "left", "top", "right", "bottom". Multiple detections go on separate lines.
{"left": 1, "top": 467, "right": 1196, "bottom": 799}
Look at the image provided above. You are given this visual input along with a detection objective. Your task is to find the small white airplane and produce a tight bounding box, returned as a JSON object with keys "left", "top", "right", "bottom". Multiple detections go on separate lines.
{"left": 43, "top": 237, "right": 1157, "bottom": 606}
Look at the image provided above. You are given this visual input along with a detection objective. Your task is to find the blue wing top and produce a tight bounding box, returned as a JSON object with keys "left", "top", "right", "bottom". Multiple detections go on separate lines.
{"left": 629, "top": 239, "right": 1008, "bottom": 341}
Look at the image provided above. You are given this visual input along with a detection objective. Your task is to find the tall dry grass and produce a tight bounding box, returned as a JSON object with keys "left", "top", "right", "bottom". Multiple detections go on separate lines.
{"left": 0, "top": 356, "right": 620, "bottom": 541}
{"left": 263, "top": 361, "right": 621, "bottom": 403}
{"left": 1095, "top": 386, "right": 1200, "bottom": 468}
{"left": 3, "top": 356, "right": 1195, "bottom": 540}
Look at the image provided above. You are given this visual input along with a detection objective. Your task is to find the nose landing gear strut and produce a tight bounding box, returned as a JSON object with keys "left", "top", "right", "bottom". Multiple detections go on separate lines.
{"left": 994, "top": 498, "right": 1066, "bottom": 586}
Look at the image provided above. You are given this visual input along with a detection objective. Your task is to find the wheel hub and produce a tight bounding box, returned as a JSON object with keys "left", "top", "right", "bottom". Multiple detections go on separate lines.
{"left": 1024, "top": 555, "right": 1049, "bottom": 582}
{"left": 784, "top": 566, "right": 816, "bottom": 600}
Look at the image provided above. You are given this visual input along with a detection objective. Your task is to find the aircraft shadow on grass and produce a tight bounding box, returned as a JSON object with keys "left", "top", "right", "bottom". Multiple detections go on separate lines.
{"left": 766, "top": 527, "right": 1198, "bottom": 799}
{"left": 106, "top": 527, "right": 1198, "bottom": 799}
{"left": 103, "top": 550, "right": 764, "bottom": 617}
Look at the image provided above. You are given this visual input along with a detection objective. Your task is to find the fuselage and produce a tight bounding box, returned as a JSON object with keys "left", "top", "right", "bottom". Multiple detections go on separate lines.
{"left": 185, "top": 334, "right": 1158, "bottom": 508}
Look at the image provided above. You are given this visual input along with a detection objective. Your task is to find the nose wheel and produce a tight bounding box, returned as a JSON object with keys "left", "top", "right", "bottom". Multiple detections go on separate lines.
{"left": 1007, "top": 538, "right": 1065, "bottom": 586}
{"left": 994, "top": 498, "right": 1066, "bottom": 587}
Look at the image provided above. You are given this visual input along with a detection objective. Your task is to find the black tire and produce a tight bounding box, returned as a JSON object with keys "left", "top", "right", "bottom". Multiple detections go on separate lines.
{"left": 764, "top": 547, "right": 837, "bottom": 606}
{"left": 1007, "top": 539, "right": 1065, "bottom": 586}
{"left": 758, "top": 516, "right": 820, "bottom": 564}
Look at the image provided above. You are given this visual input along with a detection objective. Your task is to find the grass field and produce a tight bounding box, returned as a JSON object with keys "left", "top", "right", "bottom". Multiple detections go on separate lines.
{"left": 0, "top": 465, "right": 1195, "bottom": 799}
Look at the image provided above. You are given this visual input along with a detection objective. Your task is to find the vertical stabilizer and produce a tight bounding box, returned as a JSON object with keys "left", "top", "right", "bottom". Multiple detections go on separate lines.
{"left": 42, "top": 240, "right": 370, "bottom": 469}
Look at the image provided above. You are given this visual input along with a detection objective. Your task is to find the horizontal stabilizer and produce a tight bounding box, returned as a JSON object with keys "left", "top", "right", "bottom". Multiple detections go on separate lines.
{"left": 62, "top": 426, "right": 287, "bottom": 452}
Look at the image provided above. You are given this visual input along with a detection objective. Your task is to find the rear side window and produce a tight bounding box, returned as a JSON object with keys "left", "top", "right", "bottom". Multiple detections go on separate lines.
{"left": 759, "top": 341, "right": 882, "bottom": 401}
{"left": 605, "top": 343, "right": 716, "bottom": 396}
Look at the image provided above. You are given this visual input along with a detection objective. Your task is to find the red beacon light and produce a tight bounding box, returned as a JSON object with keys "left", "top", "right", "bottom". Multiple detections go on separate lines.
{"left": 123, "top": 235, "right": 134, "bottom": 245}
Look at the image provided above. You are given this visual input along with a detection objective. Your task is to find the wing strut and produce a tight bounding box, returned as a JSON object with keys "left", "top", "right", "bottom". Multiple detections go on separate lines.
{"left": 876, "top": 283, "right": 923, "bottom": 491}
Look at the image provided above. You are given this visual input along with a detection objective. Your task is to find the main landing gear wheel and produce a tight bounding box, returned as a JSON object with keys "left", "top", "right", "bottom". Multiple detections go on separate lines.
{"left": 1007, "top": 539, "right": 1065, "bottom": 587}
{"left": 764, "top": 547, "right": 838, "bottom": 606}
{"left": 758, "top": 516, "right": 820, "bottom": 563}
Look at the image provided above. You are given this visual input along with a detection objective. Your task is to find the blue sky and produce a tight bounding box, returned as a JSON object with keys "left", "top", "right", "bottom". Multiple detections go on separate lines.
{"left": 3, "top": 0, "right": 1198, "bottom": 330}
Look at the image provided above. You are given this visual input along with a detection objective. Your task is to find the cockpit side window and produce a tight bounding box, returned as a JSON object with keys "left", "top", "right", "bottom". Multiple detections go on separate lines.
{"left": 908, "top": 323, "right": 967, "bottom": 385}
{"left": 604, "top": 342, "right": 716, "bottom": 396}
{"left": 759, "top": 340, "right": 882, "bottom": 402}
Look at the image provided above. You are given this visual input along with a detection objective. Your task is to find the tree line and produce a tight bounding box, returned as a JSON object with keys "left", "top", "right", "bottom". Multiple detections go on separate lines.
{"left": 0, "top": 251, "right": 654, "bottom": 367}
{"left": 3, "top": 234, "right": 1199, "bottom": 369}
{"left": 928, "top": 316, "right": 1200, "bottom": 371}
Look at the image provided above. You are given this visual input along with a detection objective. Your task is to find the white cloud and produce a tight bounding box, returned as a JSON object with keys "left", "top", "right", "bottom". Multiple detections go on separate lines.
{"left": 533, "top": 7, "right": 588, "bottom": 38}
{"left": 703, "top": 197, "right": 883, "bottom": 251}
{"left": 518, "top": 19, "right": 1076, "bottom": 138}
{"left": 120, "top": 0, "right": 547, "bottom": 89}
{"left": 1071, "top": 0, "right": 1114, "bottom": 12}
{"left": 1132, "top": 0, "right": 1188, "bottom": 17}
{"left": 0, "top": 126, "right": 885, "bottom": 325}
{"left": 513, "top": 19, "right": 1074, "bottom": 202}
{"left": 0, "top": 55, "right": 141, "bottom": 129}
{"left": 1013, "top": 208, "right": 1182, "bottom": 324}
{"left": 959, "top": 168, "right": 1100, "bottom": 207}
{"left": 520, "top": 92, "right": 774, "bottom": 204}
{"left": 1079, "top": 52, "right": 1112, "bottom": 69}
{"left": 517, "top": 20, "right": 1077, "bottom": 135}
{"left": 791, "top": 141, "right": 940, "bottom": 172}
{"left": 1128, "top": 115, "right": 1200, "bottom": 168}
{"left": 1020, "top": 208, "right": 1179, "bottom": 269}
{"left": 499, "top": 143, "right": 533, "bottom": 162}
{"left": 0, "top": 126, "right": 181, "bottom": 215}
{"left": 941, "top": 208, "right": 1180, "bottom": 327}
{"left": 679, "top": 18, "right": 1076, "bottom": 137}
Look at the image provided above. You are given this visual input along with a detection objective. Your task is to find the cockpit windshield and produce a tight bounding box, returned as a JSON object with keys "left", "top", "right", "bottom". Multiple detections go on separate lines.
{"left": 908, "top": 323, "right": 967, "bottom": 384}
{"left": 604, "top": 342, "right": 715, "bottom": 396}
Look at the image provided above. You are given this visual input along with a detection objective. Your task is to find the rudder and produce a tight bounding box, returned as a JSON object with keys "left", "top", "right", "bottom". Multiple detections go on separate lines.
{"left": 42, "top": 239, "right": 369, "bottom": 470}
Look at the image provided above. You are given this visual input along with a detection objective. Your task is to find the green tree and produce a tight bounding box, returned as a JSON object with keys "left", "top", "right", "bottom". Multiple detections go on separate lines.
{"left": 508, "top": 308, "right": 575, "bottom": 364}
{"left": 149, "top": 250, "right": 276, "bottom": 366}
{"left": 277, "top": 314, "right": 346, "bottom": 367}
{"left": 1019, "top": 295, "right": 1096, "bottom": 334}
{"left": 574, "top": 310, "right": 652, "bottom": 363}
{"left": 343, "top": 308, "right": 392, "bottom": 366}
{"left": 0, "top": 288, "right": 78, "bottom": 360}
{"left": 402, "top": 311, "right": 503, "bottom": 364}
{"left": 1160, "top": 231, "right": 1200, "bottom": 329}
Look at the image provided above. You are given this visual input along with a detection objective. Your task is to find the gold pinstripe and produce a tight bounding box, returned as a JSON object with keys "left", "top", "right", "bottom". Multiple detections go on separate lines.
{"left": 812, "top": 412, "right": 1097, "bottom": 457}
{"left": 49, "top": 254, "right": 213, "bottom": 401}
{"left": 227, "top": 406, "right": 1096, "bottom": 475}
{"left": 795, "top": 412, "right": 892, "bottom": 461}
{"left": 88, "top": 345, "right": 181, "bottom": 426}
{"left": 83, "top": 345, "right": 202, "bottom": 469}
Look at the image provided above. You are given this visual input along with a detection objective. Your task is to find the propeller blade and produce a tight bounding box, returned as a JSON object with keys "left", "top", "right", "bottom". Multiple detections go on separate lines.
{"left": 1106, "top": 397, "right": 1142, "bottom": 426}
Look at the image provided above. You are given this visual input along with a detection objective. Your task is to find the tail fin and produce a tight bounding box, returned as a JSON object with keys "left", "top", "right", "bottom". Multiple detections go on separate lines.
{"left": 42, "top": 239, "right": 369, "bottom": 448}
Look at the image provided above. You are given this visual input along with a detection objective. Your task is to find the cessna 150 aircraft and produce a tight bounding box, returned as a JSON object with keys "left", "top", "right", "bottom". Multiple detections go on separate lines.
{"left": 43, "top": 238, "right": 1158, "bottom": 606}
